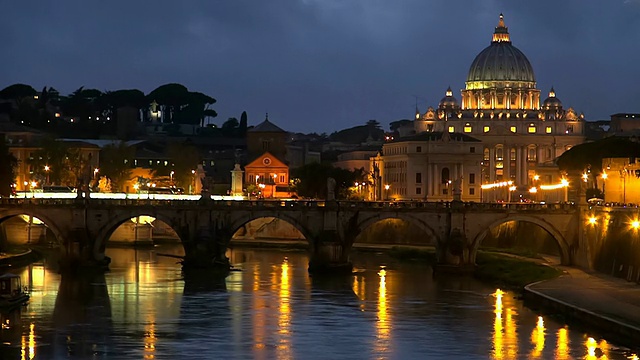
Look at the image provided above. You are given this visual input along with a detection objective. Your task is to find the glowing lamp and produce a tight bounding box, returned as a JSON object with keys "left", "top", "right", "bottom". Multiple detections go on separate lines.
{"left": 588, "top": 217, "right": 597, "bottom": 225}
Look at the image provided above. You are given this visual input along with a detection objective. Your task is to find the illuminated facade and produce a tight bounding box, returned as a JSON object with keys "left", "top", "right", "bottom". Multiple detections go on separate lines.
{"left": 383, "top": 14, "right": 585, "bottom": 201}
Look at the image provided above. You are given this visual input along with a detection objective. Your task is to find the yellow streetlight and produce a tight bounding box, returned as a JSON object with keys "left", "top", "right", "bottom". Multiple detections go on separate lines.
{"left": 533, "top": 174, "right": 540, "bottom": 181}
{"left": 588, "top": 216, "right": 597, "bottom": 225}
{"left": 44, "top": 165, "right": 50, "bottom": 185}
{"left": 582, "top": 173, "right": 589, "bottom": 182}
{"left": 384, "top": 184, "right": 390, "bottom": 201}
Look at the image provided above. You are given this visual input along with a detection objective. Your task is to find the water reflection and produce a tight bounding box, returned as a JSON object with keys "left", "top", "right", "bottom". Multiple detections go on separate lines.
{"left": 375, "top": 268, "right": 391, "bottom": 356}
{"left": 277, "top": 259, "right": 291, "bottom": 359}
{"left": 0, "top": 246, "right": 635, "bottom": 359}
{"left": 529, "top": 316, "right": 545, "bottom": 358}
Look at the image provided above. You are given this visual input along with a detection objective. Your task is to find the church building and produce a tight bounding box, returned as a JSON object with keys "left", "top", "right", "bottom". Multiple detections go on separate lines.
{"left": 374, "top": 14, "right": 586, "bottom": 202}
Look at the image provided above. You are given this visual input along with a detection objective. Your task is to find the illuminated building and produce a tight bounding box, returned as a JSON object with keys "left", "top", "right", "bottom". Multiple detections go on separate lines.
{"left": 378, "top": 14, "right": 585, "bottom": 202}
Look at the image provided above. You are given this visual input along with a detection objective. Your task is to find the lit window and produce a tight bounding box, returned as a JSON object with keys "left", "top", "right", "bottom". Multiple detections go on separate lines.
{"left": 464, "top": 123, "right": 472, "bottom": 133}
{"left": 510, "top": 126, "right": 517, "bottom": 133}
{"left": 546, "top": 126, "right": 552, "bottom": 134}
{"left": 448, "top": 126, "right": 455, "bottom": 133}
{"left": 528, "top": 126, "right": 536, "bottom": 133}
{"left": 483, "top": 126, "right": 490, "bottom": 133}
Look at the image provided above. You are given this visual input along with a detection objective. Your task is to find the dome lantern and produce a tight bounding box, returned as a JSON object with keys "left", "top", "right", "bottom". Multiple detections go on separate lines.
{"left": 492, "top": 14, "right": 511, "bottom": 43}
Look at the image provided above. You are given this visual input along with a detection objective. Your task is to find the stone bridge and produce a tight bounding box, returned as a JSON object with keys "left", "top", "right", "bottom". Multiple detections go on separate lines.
{"left": 0, "top": 198, "right": 590, "bottom": 274}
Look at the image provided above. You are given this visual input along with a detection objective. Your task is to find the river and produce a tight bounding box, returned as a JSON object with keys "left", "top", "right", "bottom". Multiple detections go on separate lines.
{"left": 0, "top": 245, "right": 636, "bottom": 359}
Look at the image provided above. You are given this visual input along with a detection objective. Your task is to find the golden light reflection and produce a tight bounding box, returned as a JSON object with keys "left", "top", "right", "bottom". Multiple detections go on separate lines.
{"left": 375, "top": 268, "right": 391, "bottom": 354}
{"left": 352, "top": 275, "right": 366, "bottom": 312}
{"left": 529, "top": 316, "right": 545, "bottom": 358}
{"left": 277, "top": 258, "right": 291, "bottom": 359}
{"left": 493, "top": 289, "right": 504, "bottom": 359}
{"left": 492, "top": 289, "right": 518, "bottom": 359}
{"left": 21, "top": 322, "right": 36, "bottom": 360}
{"left": 584, "top": 337, "right": 609, "bottom": 359}
{"left": 252, "top": 263, "right": 266, "bottom": 352}
{"left": 586, "top": 337, "right": 597, "bottom": 359}
{"left": 144, "top": 322, "right": 156, "bottom": 359}
{"left": 555, "top": 327, "right": 570, "bottom": 359}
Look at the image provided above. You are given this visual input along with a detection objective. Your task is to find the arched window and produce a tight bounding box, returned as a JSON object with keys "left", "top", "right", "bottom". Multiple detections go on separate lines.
{"left": 528, "top": 146, "right": 537, "bottom": 161}
{"left": 510, "top": 148, "right": 516, "bottom": 161}
{"left": 483, "top": 148, "right": 490, "bottom": 161}
{"left": 495, "top": 145, "right": 504, "bottom": 161}
{"left": 441, "top": 168, "right": 450, "bottom": 184}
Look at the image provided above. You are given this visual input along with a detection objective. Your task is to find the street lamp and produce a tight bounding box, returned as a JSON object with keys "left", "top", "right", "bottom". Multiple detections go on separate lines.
{"left": 272, "top": 174, "right": 277, "bottom": 198}
{"left": 170, "top": 170, "right": 175, "bottom": 184}
{"left": 601, "top": 172, "right": 608, "bottom": 200}
{"left": 44, "top": 165, "right": 50, "bottom": 185}
{"left": 384, "top": 184, "right": 390, "bottom": 201}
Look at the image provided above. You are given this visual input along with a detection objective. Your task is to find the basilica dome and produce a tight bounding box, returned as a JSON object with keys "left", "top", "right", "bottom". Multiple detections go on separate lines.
{"left": 438, "top": 87, "right": 460, "bottom": 109}
{"left": 466, "top": 14, "right": 535, "bottom": 84}
{"left": 542, "top": 87, "right": 563, "bottom": 109}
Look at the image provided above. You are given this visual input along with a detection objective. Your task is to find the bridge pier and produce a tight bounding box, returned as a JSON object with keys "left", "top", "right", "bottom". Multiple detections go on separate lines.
{"left": 435, "top": 211, "right": 475, "bottom": 273}
{"left": 180, "top": 224, "right": 232, "bottom": 274}
{"left": 60, "top": 228, "right": 111, "bottom": 273}
{"left": 308, "top": 231, "right": 353, "bottom": 275}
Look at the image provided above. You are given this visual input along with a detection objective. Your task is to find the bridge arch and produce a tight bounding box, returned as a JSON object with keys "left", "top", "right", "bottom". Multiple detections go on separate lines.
{"left": 229, "top": 211, "right": 314, "bottom": 245}
{"left": 93, "top": 211, "right": 183, "bottom": 260}
{"left": 0, "top": 208, "right": 66, "bottom": 246}
{"left": 354, "top": 213, "right": 441, "bottom": 248}
{"left": 470, "top": 215, "right": 570, "bottom": 265}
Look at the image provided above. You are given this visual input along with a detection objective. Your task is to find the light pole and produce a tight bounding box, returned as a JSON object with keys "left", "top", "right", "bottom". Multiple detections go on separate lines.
{"left": 601, "top": 172, "right": 608, "bottom": 201}
{"left": 191, "top": 169, "right": 196, "bottom": 194}
{"left": 272, "top": 174, "right": 277, "bottom": 198}
{"left": 384, "top": 184, "right": 390, "bottom": 201}
{"left": 44, "top": 165, "right": 50, "bottom": 186}
{"left": 170, "top": 170, "right": 175, "bottom": 185}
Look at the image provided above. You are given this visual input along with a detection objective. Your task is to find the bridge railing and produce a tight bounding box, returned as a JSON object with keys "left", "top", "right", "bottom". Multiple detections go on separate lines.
{"left": 0, "top": 197, "right": 578, "bottom": 212}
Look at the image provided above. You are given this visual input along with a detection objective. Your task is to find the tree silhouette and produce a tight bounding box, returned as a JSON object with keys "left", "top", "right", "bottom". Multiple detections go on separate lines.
{"left": 0, "top": 136, "right": 17, "bottom": 196}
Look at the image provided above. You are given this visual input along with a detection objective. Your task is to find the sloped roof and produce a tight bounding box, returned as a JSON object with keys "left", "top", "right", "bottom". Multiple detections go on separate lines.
{"left": 0, "top": 120, "right": 42, "bottom": 134}
{"left": 57, "top": 139, "right": 145, "bottom": 148}
{"left": 248, "top": 118, "right": 286, "bottom": 133}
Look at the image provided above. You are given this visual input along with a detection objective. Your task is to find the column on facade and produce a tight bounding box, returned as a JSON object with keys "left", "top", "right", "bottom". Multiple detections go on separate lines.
{"left": 433, "top": 164, "right": 439, "bottom": 197}
{"left": 505, "top": 145, "right": 512, "bottom": 181}
{"left": 489, "top": 147, "right": 496, "bottom": 183}
{"left": 537, "top": 145, "right": 544, "bottom": 167}
{"left": 515, "top": 146, "right": 522, "bottom": 186}
{"left": 521, "top": 145, "right": 528, "bottom": 186}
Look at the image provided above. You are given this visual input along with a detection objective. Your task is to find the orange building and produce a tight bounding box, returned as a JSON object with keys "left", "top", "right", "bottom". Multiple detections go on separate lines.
{"left": 244, "top": 152, "right": 290, "bottom": 198}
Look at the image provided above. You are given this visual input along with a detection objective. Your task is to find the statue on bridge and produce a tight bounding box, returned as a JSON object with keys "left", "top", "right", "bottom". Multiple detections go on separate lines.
{"left": 327, "top": 177, "right": 336, "bottom": 201}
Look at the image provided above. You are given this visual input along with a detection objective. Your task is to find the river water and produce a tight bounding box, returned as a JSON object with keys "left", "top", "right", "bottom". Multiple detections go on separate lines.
{"left": 0, "top": 245, "right": 636, "bottom": 359}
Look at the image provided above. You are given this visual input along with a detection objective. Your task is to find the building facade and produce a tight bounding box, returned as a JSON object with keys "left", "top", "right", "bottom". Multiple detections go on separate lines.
{"left": 379, "top": 14, "right": 586, "bottom": 202}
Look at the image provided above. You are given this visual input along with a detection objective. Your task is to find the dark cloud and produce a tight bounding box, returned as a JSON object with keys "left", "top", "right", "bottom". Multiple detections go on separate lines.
{"left": 1, "top": 0, "right": 638, "bottom": 132}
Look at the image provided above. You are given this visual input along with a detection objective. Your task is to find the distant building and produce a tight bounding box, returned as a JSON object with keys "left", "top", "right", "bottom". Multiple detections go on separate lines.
{"left": 244, "top": 152, "right": 291, "bottom": 198}
{"left": 609, "top": 113, "right": 640, "bottom": 135}
{"left": 375, "top": 14, "right": 586, "bottom": 202}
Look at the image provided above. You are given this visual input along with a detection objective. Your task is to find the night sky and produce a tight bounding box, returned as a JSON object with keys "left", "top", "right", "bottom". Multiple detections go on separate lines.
{"left": 1, "top": 1, "right": 639, "bottom": 133}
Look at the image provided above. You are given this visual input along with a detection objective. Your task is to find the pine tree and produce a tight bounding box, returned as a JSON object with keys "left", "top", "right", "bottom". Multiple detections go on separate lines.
{"left": 0, "top": 136, "right": 17, "bottom": 197}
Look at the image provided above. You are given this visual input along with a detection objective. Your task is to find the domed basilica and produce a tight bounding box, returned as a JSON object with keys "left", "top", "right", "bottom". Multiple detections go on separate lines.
{"left": 374, "top": 14, "right": 585, "bottom": 202}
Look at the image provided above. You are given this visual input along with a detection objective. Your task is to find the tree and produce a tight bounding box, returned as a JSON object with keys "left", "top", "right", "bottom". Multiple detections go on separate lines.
{"left": 389, "top": 119, "right": 413, "bottom": 132}
{"left": 220, "top": 117, "right": 239, "bottom": 137}
{"left": 290, "top": 163, "right": 359, "bottom": 199}
{"left": 0, "top": 84, "right": 39, "bottom": 126}
{"left": 27, "top": 138, "right": 74, "bottom": 186}
{"left": 239, "top": 111, "right": 248, "bottom": 136}
{"left": 99, "top": 142, "right": 135, "bottom": 191}
{"left": 167, "top": 142, "right": 200, "bottom": 188}
{"left": 0, "top": 136, "right": 17, "bottom": 196}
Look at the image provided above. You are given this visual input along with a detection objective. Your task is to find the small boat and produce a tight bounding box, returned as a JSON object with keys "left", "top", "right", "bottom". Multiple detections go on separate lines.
{"left": 0, "top": 274, "right": 29, "bottom": 309}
